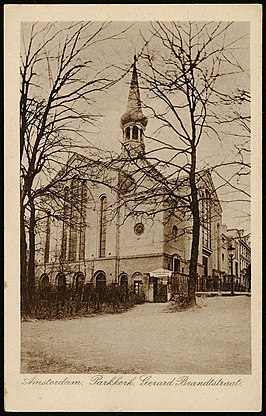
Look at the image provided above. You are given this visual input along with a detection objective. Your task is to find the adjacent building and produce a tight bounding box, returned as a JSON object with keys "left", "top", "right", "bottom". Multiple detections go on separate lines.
{"left": 226, "top": 228, "right": 251, "bottom": 292}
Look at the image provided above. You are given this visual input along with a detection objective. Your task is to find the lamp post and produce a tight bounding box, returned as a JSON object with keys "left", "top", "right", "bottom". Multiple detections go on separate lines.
{"left": 228, "top": 244, "right": 236, "bottom": 296}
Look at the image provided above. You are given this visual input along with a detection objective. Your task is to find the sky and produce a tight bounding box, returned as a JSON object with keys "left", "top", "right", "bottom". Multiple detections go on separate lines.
{"left": 21, "top": 20, "right": 251, "bottom": 233}
{"left": 87, "top": 21, "right": 251, "bottom": 233}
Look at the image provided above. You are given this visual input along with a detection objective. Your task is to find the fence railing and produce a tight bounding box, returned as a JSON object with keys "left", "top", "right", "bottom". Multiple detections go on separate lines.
{"left": 171, "top": 272, "right": 189, "bottom": 296}
{"left": 171, "top": 273, "right": 250, "bottom": 295}
{"left": 196, "top": 276, "right": 249, "bottom": 292}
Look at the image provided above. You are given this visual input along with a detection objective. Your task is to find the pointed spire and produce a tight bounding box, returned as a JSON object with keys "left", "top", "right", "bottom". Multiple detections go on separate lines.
{"left": 121, "top": 58, "right": 148, "bottom": 128}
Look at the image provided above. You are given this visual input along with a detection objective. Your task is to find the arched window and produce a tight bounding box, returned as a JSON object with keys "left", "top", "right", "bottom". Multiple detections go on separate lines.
{"left": 120, "top": 274, "right": 128, "bottom": 290}
{"left": 57, "top": 273, "right": 66, "bottom": 288}
{"left": 99, "top": 196, "right": 107, "bottom": 258}
{"left": 201, "top": 188, "right": 211, "bottom": 249}
{"left": 75, "top": 272, "right": 85, "bottom": 289}
{"left": 95, "top": 271, "right": 106, "bottom": 289}
{"left": 125, "top": 127, "right": 130, "bottom": 140}
{"left": 172, "top": 225, "right": 178, "bottom": 239}
{"left": 44, "top": 212, "right": 51, "bottom": 264}
{"left": 132, "top": 125, "right": 138, "bottom": 140}
{"left": 57, "top": 273, "right": 66, "bottom": 303}
{"left": 173, "top": 256, "right": 180, "bottom": 272}
{"left": 40, "top": 273, "right": 49, "bottom": 288}
{"left": 40, "top": 273, "right": 50, "bottom": 300}
{"left": 79, "top": 180, "right": 87, "bottom": 261}
{"left": 68, "top": 179, "right": 80, "bottom": 261}
{"left": 61, "top": 186, "right": 69, "bottom": 261}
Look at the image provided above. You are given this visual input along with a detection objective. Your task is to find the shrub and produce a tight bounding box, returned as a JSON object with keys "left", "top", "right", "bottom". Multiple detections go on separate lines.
{"left": 31, "top": 283, "right": 143, "bottom": 320}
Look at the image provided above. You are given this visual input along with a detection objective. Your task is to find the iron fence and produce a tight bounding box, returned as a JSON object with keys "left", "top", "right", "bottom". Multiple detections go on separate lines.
{"left": 171, "top": 272, "right": 250, "bottom": 296}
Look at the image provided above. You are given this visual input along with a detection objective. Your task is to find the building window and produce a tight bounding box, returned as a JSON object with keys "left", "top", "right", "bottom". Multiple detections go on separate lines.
{"left": 234, "top": 242, "right": 238, "bottom": 258}
{"left": 40, "top": 273, "right": 49, "bottom": 300}
{"left": 222, "top": 253, "right": 225, "bottom": 262}
{"left": 173, "top": 257, "right": 180, "bottom": 272}
{"left": 125, "top": 127, "right": 130, "bottom": 140}
{"left": 99, "top": 196, "right": 107, "bottom": 258}
{"left": 202, "top": 256, "right": 208, "bottom": 278}
{"left": 120, "top": 274, "right": 128, "bottom": 290}
{"left": 40, "top": 273, "right": 49, "bottom": 288}
{"left": 44, "top": 212, "right": 51, "bottom": 264}
{"left": 68, "top": 179, "right": 79, "bottom": 261}
{"left": 172, "top": 225, "right": 178, "bottom": 239}
{"left": 132, "top": 125, "right": 138, "bottom": 140}
{"left": 201, "top": 189, "right": 211, "bottom": 249}
{"left": 95, "top": 271, "right": 106, "bottom": 289}
{"left": 134, "top": 222, "right": 144, "bottom": 235}
{"left": 79, "top": 181, "right": 87, "bottom": 261}
{"left": 75, "top": 272, "right": 85, "bottom": 290}
{"left": 57, "top": 273, "right": 66, "bottom": 288}
{"left": 61, "top": 186, "right": 69, "bottom": 261}
{"left": 134, "top": 280, "right": 142, "bottom": 294}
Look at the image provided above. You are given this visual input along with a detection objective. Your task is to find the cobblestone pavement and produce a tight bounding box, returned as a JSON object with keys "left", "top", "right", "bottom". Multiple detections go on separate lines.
{"left": 21, "top": 296, "right": 251, "bottom": 374}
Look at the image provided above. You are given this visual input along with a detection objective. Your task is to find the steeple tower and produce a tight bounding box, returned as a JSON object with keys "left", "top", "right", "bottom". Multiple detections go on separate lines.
{"left": 120, "top": 56, "right": 148, "bottom": 157}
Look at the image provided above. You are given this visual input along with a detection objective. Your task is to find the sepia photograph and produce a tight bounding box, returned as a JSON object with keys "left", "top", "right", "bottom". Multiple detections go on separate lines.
{"left": 5, "top": 4, "right": 262, "bottom": 412}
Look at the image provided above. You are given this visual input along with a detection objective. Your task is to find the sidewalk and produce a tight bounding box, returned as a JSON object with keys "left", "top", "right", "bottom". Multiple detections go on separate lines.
{"left": 196, "top": 291, "right": 251, "bottom": 297}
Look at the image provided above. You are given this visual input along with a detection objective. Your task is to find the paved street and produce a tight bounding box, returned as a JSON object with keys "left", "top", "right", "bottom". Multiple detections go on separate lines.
{"left": 21, "top": 296, "right": 251, "bottom": 374}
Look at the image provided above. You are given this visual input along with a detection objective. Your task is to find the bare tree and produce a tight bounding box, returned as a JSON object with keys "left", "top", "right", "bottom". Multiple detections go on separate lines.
{"left": 139, "top": 22, "right": 250, "bottom": 306}
{"left": 111, "top": 21, "right": 250, "bottom": 307}
{"left": 20, "top": 21, "right": 130, "bottom": 316}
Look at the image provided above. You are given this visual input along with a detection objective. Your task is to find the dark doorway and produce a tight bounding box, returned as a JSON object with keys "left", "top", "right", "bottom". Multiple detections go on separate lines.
{"left": 154, "top": 279, "right": 168, "bottom": 303}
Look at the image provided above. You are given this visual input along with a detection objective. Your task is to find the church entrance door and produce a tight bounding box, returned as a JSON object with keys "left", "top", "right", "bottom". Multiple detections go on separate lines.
{"left": 150, "top": 269, "right": 172, "bottom": 303}
{"left": 153, "top": 279, "right": 168, "bottom": 303}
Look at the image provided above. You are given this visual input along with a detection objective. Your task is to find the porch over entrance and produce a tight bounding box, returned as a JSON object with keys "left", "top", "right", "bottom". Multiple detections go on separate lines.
{"left": 148, "top": 268, "right": 172, "bottom": 303}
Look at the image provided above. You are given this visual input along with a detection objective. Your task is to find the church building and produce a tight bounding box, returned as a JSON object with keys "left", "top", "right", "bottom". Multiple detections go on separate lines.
{"left": 36, "top": 61, "right": 229, "bottom": 302}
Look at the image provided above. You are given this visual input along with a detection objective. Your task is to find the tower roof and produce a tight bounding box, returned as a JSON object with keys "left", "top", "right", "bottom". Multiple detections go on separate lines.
{"left": 120, "top": 58, "right": 148, "bottom": 128}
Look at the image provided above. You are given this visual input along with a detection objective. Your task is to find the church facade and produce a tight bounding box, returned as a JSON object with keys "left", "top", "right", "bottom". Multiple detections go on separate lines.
{"left": 35, "top": 62, "right": 249, "bottom": 301}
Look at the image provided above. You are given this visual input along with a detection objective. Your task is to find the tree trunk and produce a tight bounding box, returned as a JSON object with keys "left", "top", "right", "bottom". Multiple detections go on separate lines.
{"left": 27, "top": 198, "right": 36, "bottom": 304}
{"left": 187, "top": 146, "right": 200, "bottom": 307}
{"left": 20, "top": 207, "right": 31, "bottom": 317}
